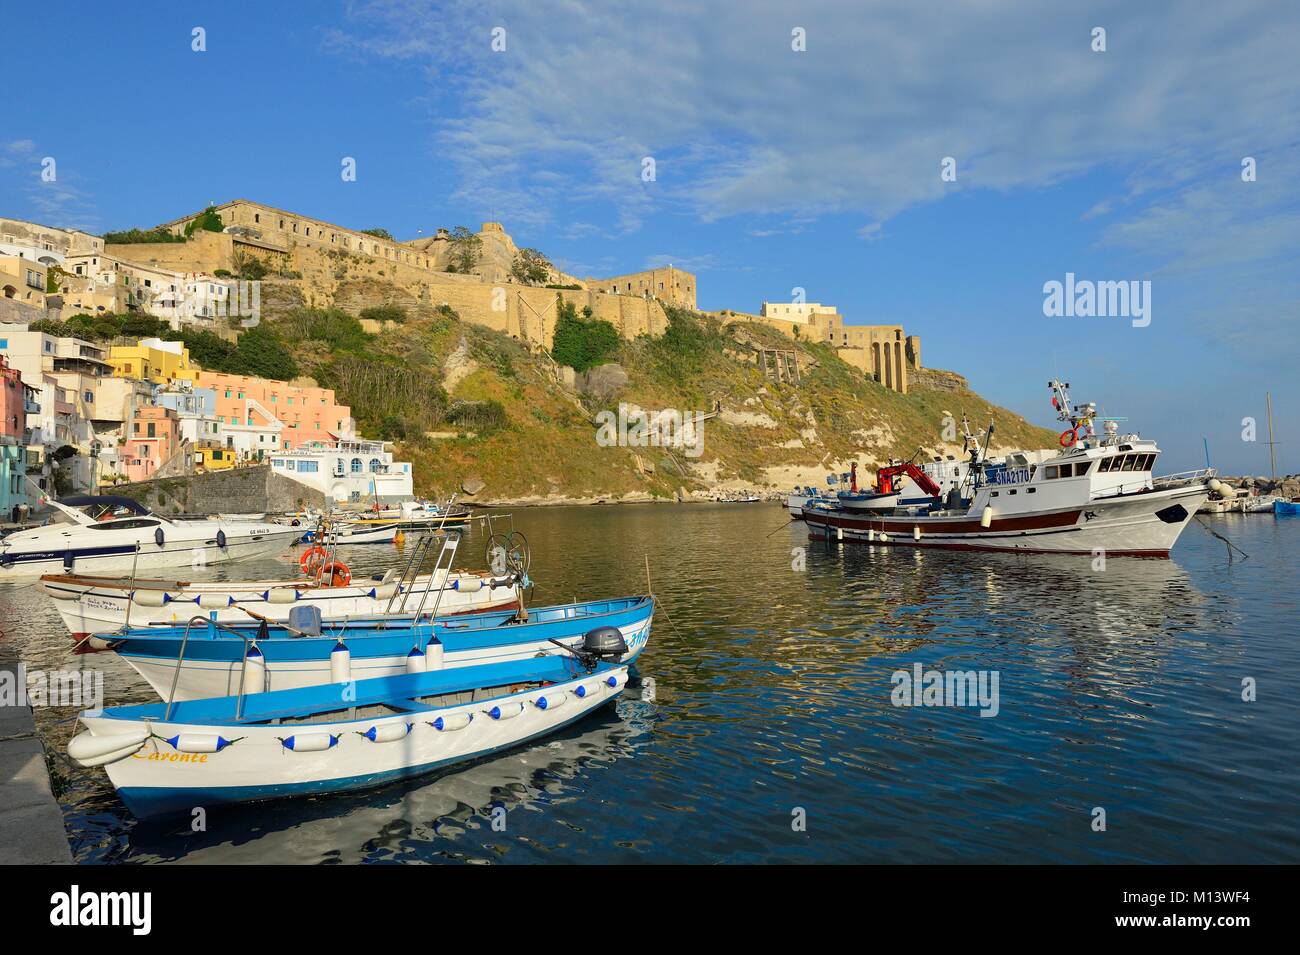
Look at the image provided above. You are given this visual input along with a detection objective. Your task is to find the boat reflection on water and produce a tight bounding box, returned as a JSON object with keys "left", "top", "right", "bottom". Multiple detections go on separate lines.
{"left": 110, "top": 692, "right": 656, "bottom": 864}
{"left": 805, "top": 535, "right": 1214, "bottom": 651}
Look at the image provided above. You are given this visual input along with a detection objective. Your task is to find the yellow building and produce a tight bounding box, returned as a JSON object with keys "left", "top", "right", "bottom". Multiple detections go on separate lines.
{"left": 195, "top": 443, "right": 236, "bottom": 471}
{"left": 108, "top": 337, "right": 200, "bottom": 386}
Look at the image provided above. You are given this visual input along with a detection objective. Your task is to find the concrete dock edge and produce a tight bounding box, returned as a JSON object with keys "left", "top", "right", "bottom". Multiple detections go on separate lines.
{"left": 0, "top": 656, "right": 74, "bottom": 865}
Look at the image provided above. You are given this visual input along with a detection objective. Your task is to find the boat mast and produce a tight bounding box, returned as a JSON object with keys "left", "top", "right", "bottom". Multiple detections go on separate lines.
{"left": 1266, "top": 392, "right": 1277, "bottom": 482}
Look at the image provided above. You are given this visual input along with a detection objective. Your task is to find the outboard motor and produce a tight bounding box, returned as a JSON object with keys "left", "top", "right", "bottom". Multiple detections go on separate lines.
{"left": 580, "top": 626, "right": 628, "bottom": 663}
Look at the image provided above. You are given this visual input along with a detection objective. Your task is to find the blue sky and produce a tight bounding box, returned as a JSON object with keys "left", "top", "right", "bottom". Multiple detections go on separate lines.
{"left": 2, "top": 0, "right": 1297, "bottom": 473}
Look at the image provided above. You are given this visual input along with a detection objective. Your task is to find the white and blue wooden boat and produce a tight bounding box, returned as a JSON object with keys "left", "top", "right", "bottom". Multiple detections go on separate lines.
{"left": 104, "top": 596, "right": 654, "bottom": 701}
{"left": 68, "top": 650, "right": 632, "bottom": 819}
{"left": 1275, "top": 499, "right": 1300, "bottom": 516}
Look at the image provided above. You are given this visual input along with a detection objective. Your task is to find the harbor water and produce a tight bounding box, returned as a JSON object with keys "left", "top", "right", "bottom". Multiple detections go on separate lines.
{"left": 2, "top": 505, "right": 1297, "bottom": 864}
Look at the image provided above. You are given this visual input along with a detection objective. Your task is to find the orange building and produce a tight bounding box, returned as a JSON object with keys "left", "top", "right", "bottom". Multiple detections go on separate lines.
{"left": 196, "top": 372, "right": 352, "bottom": 451}
{"left": 122, "top": 405, "right": 180, "bottom": 482}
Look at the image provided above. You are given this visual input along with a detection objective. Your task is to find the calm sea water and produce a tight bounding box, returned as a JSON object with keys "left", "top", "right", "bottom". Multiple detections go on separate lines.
{"left": 3, "top": 505, "right": 1297, "bottom": 864}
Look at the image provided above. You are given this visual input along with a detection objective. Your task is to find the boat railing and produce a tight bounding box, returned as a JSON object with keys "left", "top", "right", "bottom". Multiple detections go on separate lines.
{"left": 164, "top": 615, "right": 269, "bottom": 722}
{"left": 1152, "top": 467, "right": 1216, "bottom": 487}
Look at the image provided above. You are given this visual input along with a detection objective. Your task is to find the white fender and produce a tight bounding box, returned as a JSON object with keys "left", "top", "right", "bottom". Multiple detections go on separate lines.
{"left": 267, "top": 588, "right": 299, "bottom": 604}
{"left": 534, "top": 690, "right": 568, "bottom": 710}
{"left": 132, "top": 590, "right": 172, "bottom": 608}
{"left": 426, "top": 640, "right": 445, "bottom": 671}
{"left": 405, "top": 647, "right": 426, "bottom": 674}
{"left": 68, "top": 728, "right": 148, "bottom": 767}
{"left": 369, "top": 583, "right": 398, "bottom": 601}
{"left": 867, "top": 529, "right": 875, "bottom": 541}
{"left": 363, "top": 722, "right": 412, "bottom": 743}
{"left": 165, "top": 733, "right": 231, "bottom": 754}
{"left": 573, "top": 682, "right": 602, "bottom": 699}
{"left": 242, "top": 645, "right": 266, "bottom": 696}
{"left": 913, "top": 526, "right": 921, "bottom": 541}
{"left": 488, "top": 701, "right": 525, "bottom": 721}
{"left": 980, "top": 505, "right": 993, "bottom": 529}
{"left": 197, "top": 592, "right": 228, "bottom": 610}
{"left": 604, "top": 670, "right": 629, "bottom": 691}
{"left": 430, "top": 712, "right": 473, "bottom": 732}
{"left": 281, "top": 733, "right": 338, "bottom": 752}
{"left": 330, "top": 642, "right": 351, "bottom": 683}
{"left": 454, "top": 577, "right": 483, "bottom": 593}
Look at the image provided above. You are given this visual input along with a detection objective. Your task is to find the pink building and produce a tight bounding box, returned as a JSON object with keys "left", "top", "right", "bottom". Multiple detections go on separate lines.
{"left": 0, "top": 353, "right": 26, "bottom": 442}
{"left": 197, "top": 372, "right": 352, "bottom": 451}
{"left": 122, "top": 405, "right": 180, "bottom": 482}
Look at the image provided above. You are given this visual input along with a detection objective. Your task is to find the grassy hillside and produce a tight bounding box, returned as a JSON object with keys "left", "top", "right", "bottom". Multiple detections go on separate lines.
{"left": 253, "top": 287, "right": 1058, "bottom": 503}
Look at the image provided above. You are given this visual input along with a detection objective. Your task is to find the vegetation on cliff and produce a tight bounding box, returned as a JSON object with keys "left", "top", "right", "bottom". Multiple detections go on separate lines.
{"left": 242, "top": 288, "right": 1057, "bottom": 502}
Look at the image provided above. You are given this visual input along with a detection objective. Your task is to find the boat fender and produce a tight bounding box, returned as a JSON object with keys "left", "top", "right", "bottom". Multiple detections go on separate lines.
{"left": 197, "top": 592, "right": 227, "bottom": 610}
{"left": 867, "top": 529, "right": 875, "bottom": 541}
{"left": 454, "top": 577, "right": 483, "bottom": 593}
{"left": 879, "top": 532, "right": 889, "bottom": 542}
{"left": 913, "top": 526, "right": 921, "bottom": 541}
{"left": 980, "top": 506, "right": 994, "bottom": 529}
{"left": 242, "top": 644, "right": 266, "bottom": 696}
{"left": 368, "top": 583, "right": 398, "bottom": 601}
{"left": 426, "top": 638, "right": 445, "bottom": 671}
{"left": 362, "top": 722, "right": 413, "bottom": 743}
{"left": 605, "top": 672, "right": 628, "bottom": 690}
{"left": 487, "top": 701, "right": 525, "bottom": 721}
{"left": 430, "top": 712, "right": 473, "bottom": 732}
{"left": 330, "top": 640, "right": 351, "bottom": 683}
{"left": 154, "top": 528, "right": 165, "bottom": 547}
{"left": 534, "top": 690, "right": 568, "bottom": 710}
{"left": 164, "top": 733, "right": 235, "bottom": 754}
{"left": 406, "top": 646, "right": 426, "bottom": 673}
{"left": 68, "top": 728, "right": 149, "bottom": 768}
{"left": 133, "top": 590, "right": 172, "bottom": 608}
{"left": 63, "top": 549, "right": 75, "bottom": 571}
{"left": 281, "top": 733, "right": 339, "bottom": 752}
{"left": 266, "top": 588, "right": 299, "bottom": 604}
{"left": 216, "top": 529, "right": 227, "bottom": 549}
{"left": 46, "top": 587, "right": 78, "bottom": 601}
{"left": 573, "top": 682, "right": 601, "bottom": 699}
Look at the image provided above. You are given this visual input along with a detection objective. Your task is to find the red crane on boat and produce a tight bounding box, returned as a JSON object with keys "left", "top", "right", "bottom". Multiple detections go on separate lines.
{"left": 875, "top": 461, "right": 943, "bottom": 498}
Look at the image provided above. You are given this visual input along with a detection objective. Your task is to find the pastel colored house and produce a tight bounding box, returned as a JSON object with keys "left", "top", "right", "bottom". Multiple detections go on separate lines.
{"left": 0, "top": 354, "right": 32, "bottom": 520}
{"left": 197, "top": 371, "right": 352, "bottom": 452}
{"left": 122, "top": 405, "right": 180, "bottom": 482}
{"left": 108, "top": 337, "right": 200, "bottom": 386}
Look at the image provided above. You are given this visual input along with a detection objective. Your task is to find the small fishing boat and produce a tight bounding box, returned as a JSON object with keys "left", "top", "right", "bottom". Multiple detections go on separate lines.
{"left": 68, "top": 637, "right": 633, "bottom": 819}
{"left": 803, "top": 379, "right": 1213, "bottom": 556}
{"left": 1275, "top": 499, "right": 1300, "bottom": 516}
{"left": 42, "top": 527, "right": 522, "bottom": 638}
{"left": 39, "top": 568, "right": 521, "bottom": 638}
{"left": 0, "top": 495, "right": 300, "bottom": 578}
{"left": 100, "top": 594, "right": 654, "bottom": 700}
{"left": 300, "top": 520, "right": 400, "bottom": 545}
{"left": 1234, "top": 494, "right": 1281, "bottom": 514}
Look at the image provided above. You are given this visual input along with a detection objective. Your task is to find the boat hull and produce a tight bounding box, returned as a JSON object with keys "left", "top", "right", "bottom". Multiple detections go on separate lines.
{"left": 111, "top": 598, "right": 653, "bottom": 700}
{"left": 40, "top": 571, "right": 519, "bottom": 637}
{"left": 79, "top": 665, "right": 629, "bottom": 818}
{"left": 0, "top": 526, "right": 299, "bottom": 579}
{"left": 804, "top": 484, "right": 1208, "bottom": 556}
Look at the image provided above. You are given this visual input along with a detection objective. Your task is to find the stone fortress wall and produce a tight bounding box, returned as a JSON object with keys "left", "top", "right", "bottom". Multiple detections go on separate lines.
{"left": 93, "top": 199, "right": 918, "bottom": 392}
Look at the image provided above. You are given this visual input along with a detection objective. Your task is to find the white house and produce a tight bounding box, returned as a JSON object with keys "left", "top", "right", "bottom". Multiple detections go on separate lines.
{"left": 269, "top": 438, "right": 413, "bottom": 503}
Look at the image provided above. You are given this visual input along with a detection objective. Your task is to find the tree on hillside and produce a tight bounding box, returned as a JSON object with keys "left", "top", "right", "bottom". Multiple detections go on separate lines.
{"left": 446, "top": 226, "right": 482, "bottom": 274}
{"left": 184, "top": 206, "right": 224, "bottom": 237}
{"left": 234, "top": 326, "right": 299, "bottom": 381}
{"left": 102, "top": 226, "right": 183, "bottom": 244}
{"left": 510, "top": 247, "right": 553, "bottom": 286}
{"left": 361, "top": 228, "right": 394, "bottom": 241}
{"left": 551, "top": 297, "right": 620, "bottom": 372}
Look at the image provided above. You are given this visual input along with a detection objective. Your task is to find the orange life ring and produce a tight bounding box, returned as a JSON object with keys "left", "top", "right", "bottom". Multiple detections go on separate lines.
{"left": 299, "top": 545, "right": 328, "bottom": 575}
{"left": 321, "top": 561, "right": 351, "bottom": 587}
{"left": 1059, "top": 428, "right": 1079, "bottom": 448}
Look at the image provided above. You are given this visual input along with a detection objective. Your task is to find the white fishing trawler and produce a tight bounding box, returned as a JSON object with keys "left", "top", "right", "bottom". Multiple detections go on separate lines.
{"left": 803, "top": 380, "right": 1214, "bottom": 556}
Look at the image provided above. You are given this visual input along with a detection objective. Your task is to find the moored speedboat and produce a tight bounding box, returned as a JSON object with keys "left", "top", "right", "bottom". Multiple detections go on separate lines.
{"left": 0, "top": 496, "right": 299, "bottom": 578}
{"left": 68, "top": 649, "right": 631, "bottom": 819}
{"left": 803, "top": 380, "right": 1213, "bottom": 556}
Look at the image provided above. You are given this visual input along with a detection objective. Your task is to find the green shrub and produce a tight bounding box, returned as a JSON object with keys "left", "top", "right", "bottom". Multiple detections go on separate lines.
{"left": 103, "top": 226, "right": 184, "bottom": 244}
{"left": 184, "top": 206, "right": 224, "bottom": 236}
{"left": 359, "top": 304, "right": 408, "bottom": 324}
{"left": 551, "top": 298, "right": 619, "bottom": 372}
